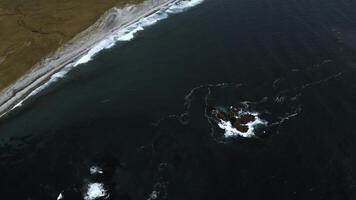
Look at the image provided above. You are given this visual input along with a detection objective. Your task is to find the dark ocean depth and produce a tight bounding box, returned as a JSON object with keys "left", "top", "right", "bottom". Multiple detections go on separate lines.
{"left": 1, "top": 0, "right": 356, "bottom": 199}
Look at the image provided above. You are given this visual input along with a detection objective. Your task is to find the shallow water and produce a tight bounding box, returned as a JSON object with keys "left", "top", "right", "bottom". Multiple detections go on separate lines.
{"left": 1, "top": 0, "right": 356, "bottom": 199}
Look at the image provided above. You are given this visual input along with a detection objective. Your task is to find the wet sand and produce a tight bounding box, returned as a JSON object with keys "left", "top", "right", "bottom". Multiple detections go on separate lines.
{"left": 0, "top": 0, "right": 174, "bottom": 119}
{"left": 0, "top": 0, "right": 144, "bottom": 89}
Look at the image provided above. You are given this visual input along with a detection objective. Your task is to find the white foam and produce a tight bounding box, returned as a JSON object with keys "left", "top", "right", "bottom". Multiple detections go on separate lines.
{"left": 75, "top": 0, "right": 204, "bottom": 66}
{"left": 84, "top": 183, "right": 107, "bottom": 200}
{"left": 8, "top": 0, "right": 205, "bottom": 112}
{"left": 7, "top": 64, "right": 74, "bottom": 114}
{"left": 57, "top": 192, "right": 63, "bottom": 200}
{"left": 218, "top": 111, "right": 268, "bottom": 138}
{"left": 89, "top": 166, "right": 104, "bottom": 175}
{"left": 167, "top": 0, "right": 204, "bottom": 13}
{"left": 148, "top": 190, "right": 160, "bottom": 200}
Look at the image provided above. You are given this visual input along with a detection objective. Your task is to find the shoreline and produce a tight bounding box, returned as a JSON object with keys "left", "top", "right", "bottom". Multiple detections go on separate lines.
{"left": 0, "top": 0, "right": 175, "bottom": 119}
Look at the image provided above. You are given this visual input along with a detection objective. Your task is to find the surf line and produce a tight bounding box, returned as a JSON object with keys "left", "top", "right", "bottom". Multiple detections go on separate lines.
{"left": 0, "top": 0, "right": 205, "bottom": 119}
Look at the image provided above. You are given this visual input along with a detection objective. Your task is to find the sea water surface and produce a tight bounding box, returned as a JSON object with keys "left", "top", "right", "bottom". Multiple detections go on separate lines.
{"left": 1, "top": 0, "right": 356, "bottom": 199}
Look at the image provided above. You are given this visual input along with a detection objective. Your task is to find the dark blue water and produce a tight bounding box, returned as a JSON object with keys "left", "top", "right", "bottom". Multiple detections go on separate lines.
{"left": 1, "top": 0, "right": 356, "bottom": 199}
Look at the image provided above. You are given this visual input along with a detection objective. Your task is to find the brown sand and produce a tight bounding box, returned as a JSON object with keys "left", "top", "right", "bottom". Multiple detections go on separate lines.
{"left": 0, "top": 0, "right": 143, "bottom": 90}
{"left": 0, "top": 0, "right": 174, "bottom": 118}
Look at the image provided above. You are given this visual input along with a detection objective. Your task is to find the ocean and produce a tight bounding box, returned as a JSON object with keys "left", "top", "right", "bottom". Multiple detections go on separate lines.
{"left": 1, "top": 0, "right": 356, "bottom": 199}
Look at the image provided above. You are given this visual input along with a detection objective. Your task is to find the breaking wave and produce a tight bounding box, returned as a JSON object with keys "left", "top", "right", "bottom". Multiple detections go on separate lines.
{"left": 74, "top": 0, "right": 205, "bottom": 66}
{"left": 9, "top": 0, "right": 205, "bottom": 112}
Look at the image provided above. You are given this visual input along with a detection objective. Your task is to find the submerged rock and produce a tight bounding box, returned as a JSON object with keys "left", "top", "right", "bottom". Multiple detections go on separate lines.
{"left": 212, "top": 109, "right": 257, "bottom": 133}
{"left": 209, "top": 106, "right": 267, "bottom": 138}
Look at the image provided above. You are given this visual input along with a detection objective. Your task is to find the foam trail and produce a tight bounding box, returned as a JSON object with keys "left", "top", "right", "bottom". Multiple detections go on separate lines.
{"left": 8, "top": 0, "right": 205, "bottom": 112}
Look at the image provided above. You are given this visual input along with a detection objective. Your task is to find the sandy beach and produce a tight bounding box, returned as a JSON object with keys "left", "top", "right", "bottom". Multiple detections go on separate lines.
{"left": 0, "top": 0, "right": 175, "bottom": 119}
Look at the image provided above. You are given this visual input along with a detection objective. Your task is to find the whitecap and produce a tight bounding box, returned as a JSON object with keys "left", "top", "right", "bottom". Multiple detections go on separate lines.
{"left": 84, "top": 183, "right": 107, "bottom": 200}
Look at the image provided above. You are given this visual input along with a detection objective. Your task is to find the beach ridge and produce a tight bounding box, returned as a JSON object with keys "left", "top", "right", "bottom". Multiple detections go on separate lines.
{"left": 0, "top": 0, "right": 175, "bottom": 119}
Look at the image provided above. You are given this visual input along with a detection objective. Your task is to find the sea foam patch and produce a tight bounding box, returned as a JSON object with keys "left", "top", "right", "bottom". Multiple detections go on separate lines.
{"left": 8, "top": 0, "right": 205, "bottom": 112}
{"left": 57, "top": 192, "right": 64, "bottom": 200}
{"left": 209, "top": 107, "right": 268, "bottom": 138}
{"left": 84, "top": 183, "right": 108, "bottom": 200}
{"left": 217, "top": 110, "right": 267, "bottom": 138}
{"left": 90, "top": 166, "right": 104, "bottom": 175}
